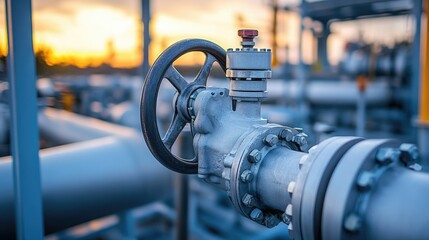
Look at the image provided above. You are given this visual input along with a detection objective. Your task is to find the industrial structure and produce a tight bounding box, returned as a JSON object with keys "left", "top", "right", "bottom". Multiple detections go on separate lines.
{"left": 0, "top": 0, "right": 428, "bottom": 239}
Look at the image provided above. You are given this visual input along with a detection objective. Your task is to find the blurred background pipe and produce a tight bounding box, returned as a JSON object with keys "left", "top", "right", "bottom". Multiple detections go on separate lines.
{"left": 0, "top": 110, "right": 173, "bottom": 238}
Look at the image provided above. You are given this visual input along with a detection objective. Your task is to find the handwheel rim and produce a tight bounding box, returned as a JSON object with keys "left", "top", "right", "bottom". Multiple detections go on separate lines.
{"left": 140, "top": 39, "right": 226, "bottom": 174}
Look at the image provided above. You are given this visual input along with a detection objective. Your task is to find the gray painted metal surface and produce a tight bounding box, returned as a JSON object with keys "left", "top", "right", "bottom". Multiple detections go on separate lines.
{"left": 140, "top": 0, "right": 151, "bottom": 77}
{"left": 5, "top": 0, "right": 44, "bottom": 238}
{"left": 0, "top": 110, "right": 172, "bottom": 238}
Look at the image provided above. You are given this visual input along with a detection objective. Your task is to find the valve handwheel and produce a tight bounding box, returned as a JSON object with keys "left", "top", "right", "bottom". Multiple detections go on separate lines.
{"left": 140, "top": 39, "right": 226, "bottom": 174}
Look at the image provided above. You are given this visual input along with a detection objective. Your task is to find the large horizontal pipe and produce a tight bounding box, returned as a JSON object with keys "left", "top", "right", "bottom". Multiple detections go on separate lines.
{"left": 0, "top": 134, "right": 172, "bottom": 238}
{"left": 267, "top": 80, "right": 391, "bottom": 106}
{"left": 365, "top": 168, "right": 429, "bottom": 240}
{"left": 256, "top": 147, "right": 305, "bottom": 211}
{"left": 209, "top": 78, "right": 392, "bottom": 106}
{"left": 0, "top": 109, "right": 172, "bottom": 238}
{"left": 38, "top": 108, "right": 137, "bottom": 144}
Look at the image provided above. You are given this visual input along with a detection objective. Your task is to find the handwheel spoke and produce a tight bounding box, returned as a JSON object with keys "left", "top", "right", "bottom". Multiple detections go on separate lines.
{"left": 162, "top": 113, "right": 186, "bottom": 149}
{"left": 195, "top": 54, "right": 216, "bottom": 85}
{"left": 165, "top": 66, "right": 188, "bottom": 92}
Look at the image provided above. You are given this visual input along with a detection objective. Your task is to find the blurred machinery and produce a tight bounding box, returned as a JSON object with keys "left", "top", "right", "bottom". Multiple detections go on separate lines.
{"left": 278, "top": 0, "right": 423, "bottom": 145}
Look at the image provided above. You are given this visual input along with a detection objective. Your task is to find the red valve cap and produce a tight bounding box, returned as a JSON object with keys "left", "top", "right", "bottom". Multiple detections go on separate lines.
{"left": 238, "top": 29, "right": 258, "bottom": 37}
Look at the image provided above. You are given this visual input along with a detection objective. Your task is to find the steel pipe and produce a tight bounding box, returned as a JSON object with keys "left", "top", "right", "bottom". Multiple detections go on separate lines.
{"left": 267, "top": 80, "right": 391, "bottom": 106}
{"left": 0, "top": 134, "right": 172, "bottom": 238}
{"left": 256, "top": 147, "right": 305, "bottom": 212}
{"left": 38, "top": 108, "right": 136, "bottom": 144}
{"left": 0, "top": 109, "right": 172, "bottom": 238}
{"left": 365, "top": 168, "right": 429, "bottom": 240}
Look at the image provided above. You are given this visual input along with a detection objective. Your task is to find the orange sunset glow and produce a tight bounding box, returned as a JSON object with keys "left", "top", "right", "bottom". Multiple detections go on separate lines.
{"left": 0, "top": 0, "right": 414, "bottom": 69}
{"left": 0, "top": 0, "right": 279, "bottom": 68}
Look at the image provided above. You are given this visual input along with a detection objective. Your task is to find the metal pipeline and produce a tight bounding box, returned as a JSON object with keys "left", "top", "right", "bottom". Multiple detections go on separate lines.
{"left": 38, "top": 108, "right": 136, "bottom": 144}
{"left": 267, "top": 80, "right": 392, "bottom": 106}
{"left": 0, "top": 109, "right": 172, "bottom": 238}
{"left": 256, "top": 147, "right": 305, "bottom": 212}
{"left": 365, "top": 168, "right": 429, "bottom": 240}
{"left": 208, "top": 78, "right": 392, "bottom": 107}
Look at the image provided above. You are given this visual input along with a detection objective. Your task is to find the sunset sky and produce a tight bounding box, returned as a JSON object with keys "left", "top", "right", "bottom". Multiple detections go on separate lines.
{"left": 0, "top": 0, "right": 413, "bottom": 68}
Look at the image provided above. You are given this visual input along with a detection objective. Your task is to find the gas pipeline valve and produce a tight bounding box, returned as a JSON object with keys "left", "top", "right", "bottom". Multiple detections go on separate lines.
{"left": 141, "top": 29, "right": 308, "bottom": 228}
{"left": 140, "top": 30, "right": 426, "bottom": 240}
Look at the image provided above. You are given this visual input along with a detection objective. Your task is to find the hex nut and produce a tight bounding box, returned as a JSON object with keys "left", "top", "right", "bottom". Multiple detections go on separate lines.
{"left": 250, "top": 208, "right": 264, "bottom": 223}
{"left": 281, "top": 213, "right": 291, "bottom": 225}
{"left": 344, "top": 213, "right": 362, "bottom": 232}
{"left": 264, "top": 134, "right": 279, "bottom": 147}
{"left": 294, "top": 127, "right": 303, "bottom": 133}
{"left": 292, "top": 133, "right": 308, "bottom": 146}
{"left": 375, "top": 148, "right": 399, "bottom": 165}
{"left": 242, "top": 194, "right": 256, "bottom": 207}
{"left": 265, "top": 214, "right": 281, "bottom": 228}
{"left": 248, "top": 149, "right": 262, "bottom": 163}
{"left": 356, "top": 171, "right": 374, "bottom": 191}
{"left": 241, "top": 170, "right": 254, "bottom": 183}
{"left": 280, "top": 129, "right": 294, "bottom": 141}
{"left": 399, "top": 143, "right": 419, "bottom": 165}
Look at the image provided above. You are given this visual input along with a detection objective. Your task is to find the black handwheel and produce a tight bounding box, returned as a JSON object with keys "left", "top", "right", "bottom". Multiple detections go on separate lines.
{"left": 140, "top": 39, "right": 226, "bottom": 174}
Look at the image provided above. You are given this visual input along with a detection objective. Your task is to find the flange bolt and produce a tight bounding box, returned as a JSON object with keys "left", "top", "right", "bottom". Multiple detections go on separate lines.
{"left": 250, "top": 208, "right": 264, "bottom": 223}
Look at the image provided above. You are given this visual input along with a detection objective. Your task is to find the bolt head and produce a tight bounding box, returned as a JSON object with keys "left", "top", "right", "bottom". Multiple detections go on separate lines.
{"left": 264, "top": 134, "right": 279, "bottom": 147}
{"left": 250, "top": 208, "right": 264, "bottom": 223}
{"left": 399, "top": 143, "right": 419, "bottom": 165}
{"left": 265, "top": 214, "right": 281, "bottom": 228}
{"left": 294, "top": 127, "right": 303, "bottom": 133}
{"left": 242, "top": 194, "right": 256, "bottom": 207}
{"left": 356, "top": 171, "right": 374, "bottom": 191}
{"left": 292, "top": 133, "right": 308, "bottom": 146}
{"left": 281, "top": 213, "right": 291, "bottom": 225}
{"left": 376, "top": 148, "right": 399, "bottom": 165}
{"left": 344, "top": 213, "right": 362, "bottom": 232}
{"left": 248, "top": 149, "right": 262, "bottom": 163}
{"left": 280, "top": 129, "right": 294, "bottom": 141}
{"left": 241, "top": 170, "right": 254, "bottom": 183}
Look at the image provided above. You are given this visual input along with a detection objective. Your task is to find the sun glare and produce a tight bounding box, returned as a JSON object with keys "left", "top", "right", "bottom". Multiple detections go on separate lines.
{"left": 34, "top": 6, "right": 140, "bottom": 68}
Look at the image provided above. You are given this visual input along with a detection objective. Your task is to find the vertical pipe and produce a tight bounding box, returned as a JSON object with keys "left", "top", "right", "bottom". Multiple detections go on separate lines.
{"left": 175, "top": 130, "right": 192, "bottom": 240}
{"left": 411, "top": 0, "right": 422, "bottom": 132}
{"left": 141, "top": 0, "right": 151, "bottom": 78}
{"left": 175, "top": 174, "right": 189, "bottom": 240}
{"left": 356, "top": 91, "right": 366, "bottom": 137}
{"left": 317, "top": 22, "right": 330, "bottom": 71}
{"left": 419, "top": 2, "right": 429, "bottom": 163}
{"left": 356, "top": 76, "right": 367, "bottom": 137}
{"left": 5, "top": 0, "right": 44, "bottom": 239}
{"left": 271, "top": 0, "right": 278, "bottom": 66}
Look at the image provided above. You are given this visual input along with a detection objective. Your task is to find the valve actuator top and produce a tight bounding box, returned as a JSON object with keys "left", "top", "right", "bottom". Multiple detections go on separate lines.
{"left": 226, "top": 29, "right": 272, "bottom": 99}
{"left": 226, "top": 29, "right": 271, "bottom": 71}
{"left": 238, "top": 29, "right": 258, "bottom": 48}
